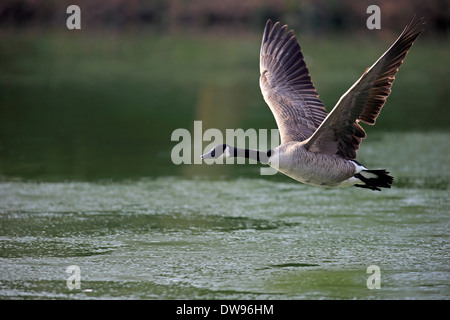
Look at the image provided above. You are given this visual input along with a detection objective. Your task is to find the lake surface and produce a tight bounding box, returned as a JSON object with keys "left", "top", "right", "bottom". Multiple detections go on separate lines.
{"left": 0, "top": 32, "right": 449, "bottom": 299}
{"left": 1, "top": 132, "right": 448, "bottom": 300}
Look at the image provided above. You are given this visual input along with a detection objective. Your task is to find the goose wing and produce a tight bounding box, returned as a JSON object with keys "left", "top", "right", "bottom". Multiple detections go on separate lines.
{"left": 305, "top": 17, "right": 425, "bottom": 159}
{"left": 260, "top": 20, "right": 328, "bottom": 144}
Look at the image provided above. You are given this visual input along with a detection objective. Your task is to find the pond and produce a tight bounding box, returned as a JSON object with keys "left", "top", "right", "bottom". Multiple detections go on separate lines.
{"left": 0, "top": 32, "right": 449, "bottom": 299}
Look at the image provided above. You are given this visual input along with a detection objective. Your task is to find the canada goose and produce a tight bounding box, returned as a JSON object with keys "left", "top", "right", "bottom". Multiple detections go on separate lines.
{"left": 201, "top": 18, "right": 424, "bottom": 191}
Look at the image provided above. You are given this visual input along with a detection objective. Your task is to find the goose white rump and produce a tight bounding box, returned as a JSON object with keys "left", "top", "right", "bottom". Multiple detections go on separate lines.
{"left": 202, "top": 18, "right": 424, "bottom": 191}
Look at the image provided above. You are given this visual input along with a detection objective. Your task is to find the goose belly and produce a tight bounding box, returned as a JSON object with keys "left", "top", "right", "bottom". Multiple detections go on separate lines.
{"left": 275, "top": 149, "right": 357, "bottom": 188}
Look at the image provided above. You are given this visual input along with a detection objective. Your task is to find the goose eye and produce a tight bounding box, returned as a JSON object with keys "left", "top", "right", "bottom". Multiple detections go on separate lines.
{"left": 211, "top": 149, "right": 215, "bottom": 157}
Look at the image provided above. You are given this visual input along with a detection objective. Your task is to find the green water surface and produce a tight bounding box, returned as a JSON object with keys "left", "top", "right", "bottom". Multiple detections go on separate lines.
{"left": 0, "top": 31, "right": 449, "bottom": 299}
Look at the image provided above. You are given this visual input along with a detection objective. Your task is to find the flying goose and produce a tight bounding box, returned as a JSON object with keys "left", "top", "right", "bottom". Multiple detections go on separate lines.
{"left": 201, "top": 18, "right": 424, "bottom": 191}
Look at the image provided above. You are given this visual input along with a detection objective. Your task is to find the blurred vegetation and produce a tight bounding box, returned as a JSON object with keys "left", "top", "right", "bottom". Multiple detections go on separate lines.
{"left": 0, "top": 0, "right": 449, "bottom": 181}
{"left": 0, "top": 31, "right": 448, "bottom": 180}
{"left": 0, "top": 0, "right": 448, "bottom": 36}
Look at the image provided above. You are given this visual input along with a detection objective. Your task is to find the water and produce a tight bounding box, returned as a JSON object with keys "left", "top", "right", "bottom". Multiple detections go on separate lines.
{"left": 0, "top": 32, "right": 449, "bottom": 300}
{"left": 1, "top": 132, "right": 449, "bottom": 299}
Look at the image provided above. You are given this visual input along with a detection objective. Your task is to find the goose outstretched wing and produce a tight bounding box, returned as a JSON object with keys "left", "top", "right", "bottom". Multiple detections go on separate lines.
{"left": 260, "top": 20, "right": 328, "bottom": 144}
{"left": 305, "top": 17, "right": 425, "bottom": 159}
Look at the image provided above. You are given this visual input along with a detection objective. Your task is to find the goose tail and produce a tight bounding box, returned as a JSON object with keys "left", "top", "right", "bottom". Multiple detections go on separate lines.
{"left": 354, "top": 170, "right": 393, "bottom": 191}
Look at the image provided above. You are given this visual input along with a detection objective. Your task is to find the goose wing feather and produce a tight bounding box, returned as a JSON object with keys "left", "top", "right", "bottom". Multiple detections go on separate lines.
{"left": 305, "top": 17, "right": 425, "bottom": 159}
{"left": 260, "top": 20, "right": 328, "bottom": 144}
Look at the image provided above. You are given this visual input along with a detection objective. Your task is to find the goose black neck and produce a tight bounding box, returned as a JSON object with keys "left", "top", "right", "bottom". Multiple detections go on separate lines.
{"left": 228, "top": 146, "right": 272, "bottom": 163}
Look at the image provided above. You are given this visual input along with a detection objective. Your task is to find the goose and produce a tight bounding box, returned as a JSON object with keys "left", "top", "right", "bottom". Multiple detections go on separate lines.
{"left": 201, "top": 17, "right": 424, "bottom": 191}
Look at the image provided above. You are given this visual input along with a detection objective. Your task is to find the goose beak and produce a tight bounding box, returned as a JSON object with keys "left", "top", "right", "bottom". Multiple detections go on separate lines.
{"left": 201, "top": 150, "right": 213, "bottom": 160}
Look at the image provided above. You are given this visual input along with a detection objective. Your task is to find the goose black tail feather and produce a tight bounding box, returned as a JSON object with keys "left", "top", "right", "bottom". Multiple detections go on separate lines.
{"left": 354, "top": 170, "right": 393, "bottom": 191}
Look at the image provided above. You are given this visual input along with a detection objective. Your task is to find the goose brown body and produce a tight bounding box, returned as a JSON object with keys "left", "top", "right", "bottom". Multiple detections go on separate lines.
{"left": 272, "top": 142, "right": 357, "bottom": 188}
